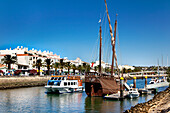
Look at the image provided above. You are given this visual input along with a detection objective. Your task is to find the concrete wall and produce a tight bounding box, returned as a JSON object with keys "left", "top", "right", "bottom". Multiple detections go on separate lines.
{"left": 0, "top": 76, "right": 50, "bottom": 89}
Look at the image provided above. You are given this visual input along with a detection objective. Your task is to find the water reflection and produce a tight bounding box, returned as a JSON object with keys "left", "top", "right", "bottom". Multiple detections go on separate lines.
{"left": 0, "top": 81, "right": 168, "bottom": 113}
{"left": 46, "top": 92, "right": 85, "bottom": 112}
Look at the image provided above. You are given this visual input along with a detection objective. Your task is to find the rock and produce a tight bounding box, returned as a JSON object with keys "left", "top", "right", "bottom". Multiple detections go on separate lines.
{"left": 124, "top": 87, "right": 170, "bottom": 113}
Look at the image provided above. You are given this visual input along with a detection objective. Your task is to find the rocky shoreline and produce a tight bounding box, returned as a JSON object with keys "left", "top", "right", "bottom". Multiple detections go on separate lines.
{"left": 124, "top": 87, "right": 170, "bottom": 113}
{"left": 0, "top": 76, "right": 50, "bottom": 90}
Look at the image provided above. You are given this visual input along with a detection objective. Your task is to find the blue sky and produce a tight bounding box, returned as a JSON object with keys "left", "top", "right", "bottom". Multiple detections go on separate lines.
{"left": 0, "top": 0, "right": 170, "bottom": 66}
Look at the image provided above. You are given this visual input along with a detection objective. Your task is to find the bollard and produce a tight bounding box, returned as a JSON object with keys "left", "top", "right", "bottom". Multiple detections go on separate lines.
{"left": 120, "top": 77, "right": 124, "bottom": 99}
{"left": 145, "top": 76, "right": 147, "bottom": 88}
{"left": 133, "top": 77, "right": 136, "bottom": 88}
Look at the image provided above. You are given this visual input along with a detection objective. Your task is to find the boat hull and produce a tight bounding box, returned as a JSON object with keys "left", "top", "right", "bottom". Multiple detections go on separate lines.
{"left": 127, "top": 93, "right": 139, "bottom": 98}
{"left": 85, "top": 72, "right": 120, "bottom": 97}
{"left": 146, "top": 81, "right": 169, "bottom": 89}
{"left": 45, "top": 86, "right": 83, "bottom": 94}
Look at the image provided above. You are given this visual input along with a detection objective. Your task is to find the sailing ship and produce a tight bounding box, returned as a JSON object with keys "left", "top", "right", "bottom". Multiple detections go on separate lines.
{"left": 85, "top": 0, "right": 121, "bottom": 97}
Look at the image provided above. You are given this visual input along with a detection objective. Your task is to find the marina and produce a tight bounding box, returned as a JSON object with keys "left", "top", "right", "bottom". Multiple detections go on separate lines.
{"left": 0, "top": 78, "right": 168, "bottom": 113}
{"left": 0, "top": 0, "right": 169, "bottom": 112}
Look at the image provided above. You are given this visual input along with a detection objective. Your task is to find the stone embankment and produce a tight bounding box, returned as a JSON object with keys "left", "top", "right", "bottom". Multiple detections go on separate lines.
{"left": 124, "top": 87, "right": 170, "bottom": 113}
{"left": 0, "top": 76, "right": 50, "bottom": 90}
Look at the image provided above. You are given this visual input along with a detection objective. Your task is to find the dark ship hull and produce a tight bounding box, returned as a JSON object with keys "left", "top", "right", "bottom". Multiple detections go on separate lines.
{"left": 85, "top": 72, "right": 120, "bottom": 97}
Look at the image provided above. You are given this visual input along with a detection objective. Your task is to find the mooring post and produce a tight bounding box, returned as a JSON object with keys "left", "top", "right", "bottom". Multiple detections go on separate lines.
{"left": 133, "top": 77, "right": 136, "bottom": 88}
{"left": 145, "top": 76, "right": 147, "bottom": 88}
{"left": 120, "top": 77, "right": 124, "bottom": 99}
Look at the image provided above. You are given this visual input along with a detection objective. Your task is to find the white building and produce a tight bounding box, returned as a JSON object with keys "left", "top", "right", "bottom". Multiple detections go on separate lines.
{"left": 90, "top": 60, "right": 111, "bottom": 69}
{"left": 118, "top": 65, "right": 135, "bottom": 71}
{"left": 0, "top": 46, "right": 60, "bottom": 75}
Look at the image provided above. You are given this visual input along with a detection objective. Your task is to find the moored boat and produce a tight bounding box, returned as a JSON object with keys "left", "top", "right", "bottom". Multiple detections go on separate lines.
{"left": 146, "top": 77, "right": 169, "bottom": 89}
{"left": 126, "top": 84, "right": 140, "bottom": 98}
{"left": 45, "top": 75, "right": 84, "bottom": 93}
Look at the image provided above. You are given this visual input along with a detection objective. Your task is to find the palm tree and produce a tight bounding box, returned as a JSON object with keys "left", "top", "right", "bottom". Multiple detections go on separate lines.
{"left": 59, "top": 59, "right": 65, "bottom": 74}
{"left": 1, "top": 55, "right": 17, "bottom": 70}
{"left": 35, "top": 59, "right": 42, "bottom": 76}
{"left": 45, "top": 58, "right": 52, "bottom": 75}
{"left": 71, "top": 64, "right": 77, "bottom": 75}
{"left": 86, "top": 64, "right": 91, "bottom": 73}
{"left": 65, "top": 62, "right": 71, "bottom": 75}
{"left": 78, "top": 65, "right": 82, "bottom": 75}
{"left": 82, "top": 63, "right": 86, "bottom": 74}
{"left": 94, "top": 66, "right": 98, "bottom": 72}
{"left": 53, "top": 62, "right": 60, "bottom": 75}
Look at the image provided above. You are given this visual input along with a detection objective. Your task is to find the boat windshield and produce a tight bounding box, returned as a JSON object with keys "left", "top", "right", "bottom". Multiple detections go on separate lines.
{"left": 150, "top": 81, "right": 154, "bottom": 84}
{"left": 54, "top": 81, "right": 61, "bottom": 86}
{"left": 58, "top": 77, "right": 61, "bottom": 80}
{"left": 51, "top": 77, "right": 54, "bottom": 80}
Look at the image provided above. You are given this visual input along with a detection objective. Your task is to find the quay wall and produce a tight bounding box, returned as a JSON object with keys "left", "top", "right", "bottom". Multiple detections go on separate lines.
{"left": 124, "top": 87, "right": 170, "bottom": 113}
{"left": 0, "top": 76, "right": 50, "bottom": 90}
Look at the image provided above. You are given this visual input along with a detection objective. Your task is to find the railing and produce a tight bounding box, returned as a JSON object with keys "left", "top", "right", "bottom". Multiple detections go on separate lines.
{"left": 85, "top": 72, "right": 115, "bottom": 79}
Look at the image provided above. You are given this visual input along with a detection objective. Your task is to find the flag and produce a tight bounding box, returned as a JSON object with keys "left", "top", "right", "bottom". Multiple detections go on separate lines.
{"left": 98, "top": 19, "right": 101, "bottom": 23}
{"left": 91, "top": 62, "right": 94, "bottom": 67}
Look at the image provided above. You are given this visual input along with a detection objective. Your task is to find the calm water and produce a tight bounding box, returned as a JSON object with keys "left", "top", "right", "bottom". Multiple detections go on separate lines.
{"left": 0, "top": 78, "right": 168, "bottom": 113}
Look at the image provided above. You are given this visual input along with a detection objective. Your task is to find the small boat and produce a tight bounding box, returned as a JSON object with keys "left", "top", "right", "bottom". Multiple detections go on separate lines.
{"left": 126, "top": 84, "right": 140, "bottom": 98}
{"left": 45, "top": 75, "right": 84, "bottom": 94}
{"left": 138, "top": 88, "right": 152, "bottom": 94}
{"left": 104, "top": 91, "right": 129, "bottom": 100}
{"left": 146, "top": 77, "right": 169, "bottom": 89}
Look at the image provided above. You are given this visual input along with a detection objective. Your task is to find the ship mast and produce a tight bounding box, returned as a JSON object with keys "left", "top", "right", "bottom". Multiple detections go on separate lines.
{"left": 99, "top": 23, "right": 102, "bottom": 74}
{"left": 111, "top": 16, "right": 117, "bottom": 76}
{"left": 104, "top": 0, "right": 119, "bottom": 77}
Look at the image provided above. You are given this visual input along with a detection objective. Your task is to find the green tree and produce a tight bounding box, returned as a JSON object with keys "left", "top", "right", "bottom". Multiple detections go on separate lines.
{"left": 105, "top": 67, "right": 110, "bottom": 73}
{"left": 59, "top": 59, "right": 65, "bottom": 74}
{"left": 35, "top": 59, "right": 42, "bottom": 76}
{"left": 45, "top": 59, "right": 52, "bottom": 75}
{"left": 86, "top": 64, "right": 91, "bottom": 73}
{"left": 94, "top": 66, "right": 98, "bottom": 72}
{"left": 53, "top": 62, "right": 60, "bottom": 75}
{"left": 82, "top": 63, "right": 87, "bottom": 74}
{"left": 78, "top": 65, "right": 82, "bottom": 75}
{"left": 71, "top": 64, "right": 77, "bottom": 75}
{"left": 65, "top": 62, "right": 71, "bottom": 74}
{"left": 133, "top": 67, "right": 142, "bottom": 72}
{"left": 1, "top": 55, "right": 17, "bottom": 70}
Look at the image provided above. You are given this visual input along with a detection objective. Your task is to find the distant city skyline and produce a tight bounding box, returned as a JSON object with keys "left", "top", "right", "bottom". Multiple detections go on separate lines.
{"left": 0, "top": 0, "right": 170, "bottom": 66}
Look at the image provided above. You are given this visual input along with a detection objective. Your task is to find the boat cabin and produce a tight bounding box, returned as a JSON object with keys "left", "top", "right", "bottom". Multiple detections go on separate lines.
{"left": 47, "top": 75, "right": 82, "bottom": 87}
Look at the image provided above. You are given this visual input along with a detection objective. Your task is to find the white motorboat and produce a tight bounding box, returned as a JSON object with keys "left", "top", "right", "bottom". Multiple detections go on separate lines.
{"left": 126, "top": 84, "right": 140, "bottom": 98}
{"left": 45, "top": 75, "right": 84, "bottom": 93}
{"left": 146, "top": 77, "right": 169, "bottom": 89}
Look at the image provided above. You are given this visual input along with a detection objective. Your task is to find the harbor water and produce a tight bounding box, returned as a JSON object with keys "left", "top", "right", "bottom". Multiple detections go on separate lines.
{"left": 0, "top": 78, "right": 168, "bottom": 113}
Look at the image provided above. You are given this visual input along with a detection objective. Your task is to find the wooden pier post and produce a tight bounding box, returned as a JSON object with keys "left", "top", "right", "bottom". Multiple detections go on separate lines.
{"left": 145, "top": 76, "right": 147, "bottom": 88}
{"left": 120, "top": 77, "right": 124, "bottom": 99}
{"left": 133, "top": 77, "right": 136, "bottom": 88}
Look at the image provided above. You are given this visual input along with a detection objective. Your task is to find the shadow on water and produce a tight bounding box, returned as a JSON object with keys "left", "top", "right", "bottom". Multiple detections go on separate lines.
{"left": 85, "top": 96, "right": 127, "bottom": 113}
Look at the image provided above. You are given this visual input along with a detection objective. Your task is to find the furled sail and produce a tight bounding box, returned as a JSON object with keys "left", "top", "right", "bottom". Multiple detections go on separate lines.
{"left": 104, "top": 0, "right": 119, "bottom": 77}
